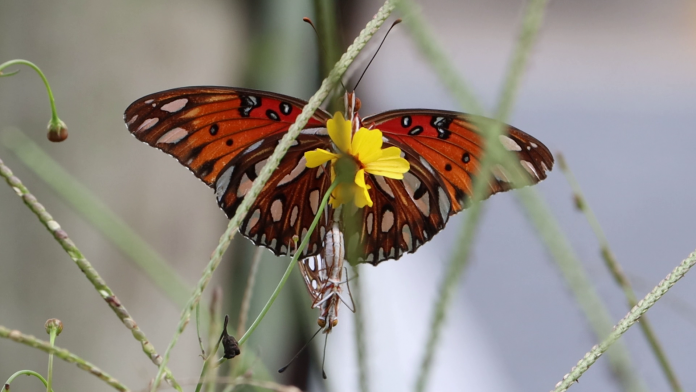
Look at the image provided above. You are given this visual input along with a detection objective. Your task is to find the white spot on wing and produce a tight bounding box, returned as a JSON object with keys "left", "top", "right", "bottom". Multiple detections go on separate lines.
{"left": 289, "top": 206, "right": 299, "bottom": 226}
{"left": 403, "top": 172, "right": 429, "bottom": 216}
{"left": 245, "top": 209, "right": 261, "bottom": 234}
{"left": 215, "top": 165, "right": 235, "bottom": 202}
{"left": 492, "top": 164, "right": 511, "bottom": 182}
{"left": 137, "top": 118, "right": 159, "bottom": 132}
{"left": 420, "top": 157, "right": 436, "bottom": 175}
{"left": 270, "top": 199, "right": 283, "bottom": 222}
{"left": 366, "top": 213, "right": 374, "bottom": 235}
{"left": 156, "top": 127, "right": 188, "bottom": 144}
{"left": 144, "top": 99, "right": 154, "bottom": 104}
{"left": 309, "top": 190, "right": 320, "bottom": 214}
{"left": 243, "top": 140, "right": 263, "bottom": 154}
{"left": 530, "top": 142, "right": 538, "bottom": 148}
{"left": 126, "top": 114, "right": 138, "bottom": 126}
{"left": 438, "top": 187, "right": 451, "bottom": 219}
{"left": 161, "top": 98, "right": 188, "bottom": 113}
{"left": 520, "top": 160, "right": 539, "bottom": 179}
{"left": 278, "top": 157, "right": 306, "bottom": 186}
{"left": 237, "top": 173, "right": 253, "bottom": 197}
{"left": 499, "top": 135, "right": 522, "bottom": 151}
{"left": 374, "top": 175, "right": 394, "bottom": 198}
{"left": 402, "top": 224, "right": 413, "bottom": 251}
{"left": 381, "top": 210, "right": 394, "bottom": 233}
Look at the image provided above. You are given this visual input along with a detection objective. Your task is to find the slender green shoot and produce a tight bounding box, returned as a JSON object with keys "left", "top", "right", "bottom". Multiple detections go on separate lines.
{"left": 4, "top": 370, "right": 52, "bottom": 392}
{"left": 0, "top": 155, "right": 182, "bottom": 391}
{"left": 44, "top": 319, "right": 62, "bottom": 392}
{"left": 0, "top": 325, "right": 129, "bottom": 392}
{"left": 149, "top": 2, "right": 399, "bottom": 389}
{"left": 0, "top": 59, "right": 67, "bottom": 141}
{"left": 237, "top": 247, "right": 265, "bottom": 338}
{"left": 553, "top": 250, "right": 696, "bottom": 391}
{"left": 557, "top": 153, "right": 682, "bottom": 391}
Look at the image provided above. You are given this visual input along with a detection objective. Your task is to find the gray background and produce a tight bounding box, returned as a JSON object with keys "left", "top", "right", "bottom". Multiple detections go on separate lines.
{"left": 1, "top": 0, "right": 695, "bottom": 391}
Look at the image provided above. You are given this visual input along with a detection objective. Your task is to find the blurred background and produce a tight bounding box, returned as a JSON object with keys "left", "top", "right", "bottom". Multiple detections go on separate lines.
{"left": 1, "top": 0, "right": 696, "bottom": 391}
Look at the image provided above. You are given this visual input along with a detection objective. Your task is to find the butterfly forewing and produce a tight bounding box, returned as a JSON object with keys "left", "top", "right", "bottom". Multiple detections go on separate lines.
{"left": 124, "top": 87, "right": 334, "bottom": 257}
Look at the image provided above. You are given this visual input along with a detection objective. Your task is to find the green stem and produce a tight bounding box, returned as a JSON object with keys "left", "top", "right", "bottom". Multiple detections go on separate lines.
{"left": 553, "top": 250, "right": 696, "bottom": 391}
{"left": 412, "top": 0, "right": 550, "bottom": 390}
{"left": 350, "top": 265, "right": 369, "bottom": 392}
{"left": 558, "top": 154, "right": 682, "bottom": 391}
{"left": 4, "top": 370, "right": 52, "bottom": 392}
{"left": 0, "top": 155, "right": 182, "bottom": 391}
{"left": 0, "top": 60, "right": 60, "bottom": 127}
{"left": 149, "top": 2, "right": 398, "bottom": 389}
{"left": 47, "top": 328, "right": 57, "bottom": 392}
{"left": 0, "top": 326, "right": 129, "bottom": 392}
{"left": 1, "top": 128, "right": 193, "bottom": 308}
{"left": 237, "top": 247, "right": 264, "bottom": 338}
{"left": 239, "top": 181, "right": 338, "bottom": 346}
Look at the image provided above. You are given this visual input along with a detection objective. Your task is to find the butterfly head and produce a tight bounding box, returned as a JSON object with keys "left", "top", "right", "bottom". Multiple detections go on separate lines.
{"left": 344, "top": 92, "right": 362, "bottom": 123}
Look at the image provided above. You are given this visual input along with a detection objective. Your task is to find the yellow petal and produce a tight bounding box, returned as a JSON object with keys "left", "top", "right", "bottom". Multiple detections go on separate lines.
{"left": 351, "top": 128, "right": 383, "bottom": 164}
{"left": 305, "top": 149, "right": 338, "bottom": 168}
{"left": 327, "top": 112, "right": 352, "bottom": 154}
{"left": 365, "top": 154, "right": 410, "bottom": 179}
{"left": 353, "top": 169, "right": 373, "bottom": 208}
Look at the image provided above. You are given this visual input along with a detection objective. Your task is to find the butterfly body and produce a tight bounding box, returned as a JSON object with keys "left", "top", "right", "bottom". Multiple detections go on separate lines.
{"left": 124, "top": 86, "right": 553, "bottom": 265}
{"left": 298, "top": 222, "right": 351, "bottom": 333}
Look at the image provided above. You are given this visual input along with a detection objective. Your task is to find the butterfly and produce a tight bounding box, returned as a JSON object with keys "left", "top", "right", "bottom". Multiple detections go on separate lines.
{"left": 124, "top": 86, "right": 553, "bottom": 266}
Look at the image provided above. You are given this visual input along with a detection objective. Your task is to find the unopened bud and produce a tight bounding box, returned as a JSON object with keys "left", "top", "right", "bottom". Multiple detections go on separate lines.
{"left": 44, "top": 318, "right": 63, "bottom": 335}
{"left": 47, "top": 119, "right": 68, "bottom": 142}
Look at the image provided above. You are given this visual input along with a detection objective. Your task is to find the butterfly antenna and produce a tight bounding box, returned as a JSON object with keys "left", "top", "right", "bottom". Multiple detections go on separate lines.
{"left": 321, "top": 330, "right": 330, "bottom": 379}
{"left": 303, "top": 17, "right": 347, "bottom": 92}
{"left": 353, "top": 18, "right": 402, "bottom": 92}
{"left": 278, "top": 326, "right": 323, "bottom": 374}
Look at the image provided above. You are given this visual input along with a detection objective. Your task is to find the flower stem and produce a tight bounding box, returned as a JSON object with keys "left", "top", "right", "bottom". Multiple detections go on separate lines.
{"left": 4, "top": 370, "right": 51, "bottom": 392}
{"left": 149, "top": 2, "right": 399, "bottom": 389}
{"left": 557, "top": 153, "right": 682, "bottom": 391}
{"left": 0, "top": 154, "right": 182, "bottom": 391}
{"left": 552, "top": 250, "right": 696, "bottom": 391}
{"left": 46, "top": 328, "right": 57, "bottom": 392}
{"left": 237, "top": 247, "right": 264, "bottom": 338}
{"left": 0, "top": 59, "right": 61, "bottom": 129}
{"left": 0, "top": 325, "right": 130, "bottom": 392}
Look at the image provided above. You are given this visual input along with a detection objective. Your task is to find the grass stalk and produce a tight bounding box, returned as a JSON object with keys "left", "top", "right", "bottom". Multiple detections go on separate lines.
{"left": 236, "top": 247, "right": 264, "bottom": 338}
{"left": 0, "top": 325, "right": 129, "bottom": 392}
{"left": 557, "top": 154, "right": 682, "bottom": 391}
{"left": 401, "top": 0, "right": 647, "bottom": 389}
{"left": 552, "top": 250, "right": 696, "bottom": 391}
{"left": 0, "top": 155, "right": 182, "bottom": 391}
{"left": 0, "top": 128, "right": 193, "bottom": 308}
{"left": 411, "top": 0, "right": 551, "bottom": 389}
{"left": 149, "top": 2, "right": 399, "bottom": 388}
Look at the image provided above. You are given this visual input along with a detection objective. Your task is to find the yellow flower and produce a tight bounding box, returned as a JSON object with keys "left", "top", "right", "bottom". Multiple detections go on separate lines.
{"left": 305, "top": 112, "right": 410, "bottom": 208}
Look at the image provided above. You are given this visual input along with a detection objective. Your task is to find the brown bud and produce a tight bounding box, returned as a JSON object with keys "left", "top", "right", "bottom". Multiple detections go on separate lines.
{"left": 47, "top": 119, "right": 68, "bottom": 142}
{"left": 44, "top": 318, "right": 63, "bottom": 335}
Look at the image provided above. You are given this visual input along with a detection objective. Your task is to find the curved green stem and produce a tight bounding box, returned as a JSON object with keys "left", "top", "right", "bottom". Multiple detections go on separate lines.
{"left": 0, "top": 60, "right": 62, "bottom": 131}
{"left": 149, "top": 2, "right": 398, "bottom": 389}
{"left": 4, "top": 370, "right": 53, "bottom": 392}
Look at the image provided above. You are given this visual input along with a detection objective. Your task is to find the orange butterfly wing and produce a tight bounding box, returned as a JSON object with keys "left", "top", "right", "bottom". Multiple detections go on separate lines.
{"left": 353, "top": 109, "right": 554, "bottom": 265}
{"left": 124, "top": 87, "right": 333, "bottom": 256}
